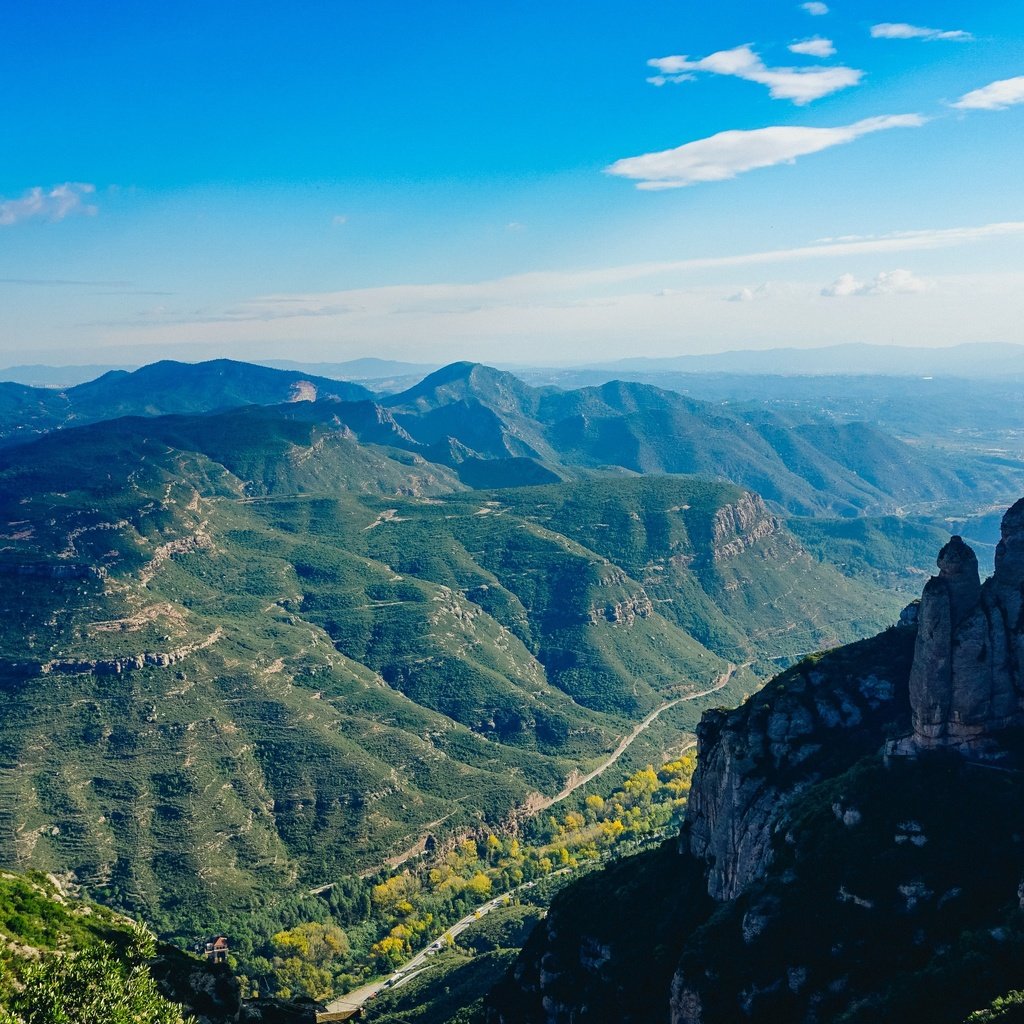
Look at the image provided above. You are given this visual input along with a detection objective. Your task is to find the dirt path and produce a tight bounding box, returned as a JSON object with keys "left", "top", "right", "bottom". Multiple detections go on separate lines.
{"left": 537, "top": 662, "right": 740, "bottom": 811}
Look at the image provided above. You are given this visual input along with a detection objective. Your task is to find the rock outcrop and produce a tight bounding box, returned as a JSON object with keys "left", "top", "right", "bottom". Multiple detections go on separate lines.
{"left": 4, "top": 628, "right": 223, "bottom": 678}
{"left": 486, "top": 497, "right": 1024, "bottom": 1024}
{"left": 904, "top": 498, "right": 1024, "bottom": 752}
{"left": 685, "top": 632, "right": 912, "bottom": 900}
{"left": 708, "top": 492, "right": 780, "bottom": 562}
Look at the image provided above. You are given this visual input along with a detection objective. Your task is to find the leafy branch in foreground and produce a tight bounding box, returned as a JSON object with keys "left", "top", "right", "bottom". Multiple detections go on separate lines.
{"left": 3, "top": 924, "right": 193, "bottom": 1024}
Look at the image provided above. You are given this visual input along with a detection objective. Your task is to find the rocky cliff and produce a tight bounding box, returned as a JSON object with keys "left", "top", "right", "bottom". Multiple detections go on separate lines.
{"left": 902, "top": 497, "right": 1024, "bottom": 752}
{"left": 488, "top": 497, "right": 1024, "bottom": 1024}
{"left": 685, "top": 630, "right": 911, "bottom": 900}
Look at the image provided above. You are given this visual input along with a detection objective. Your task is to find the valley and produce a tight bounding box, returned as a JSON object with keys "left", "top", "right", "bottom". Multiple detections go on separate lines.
{"left": 0, "top": 357, "right": 1022, "bottom": 1016}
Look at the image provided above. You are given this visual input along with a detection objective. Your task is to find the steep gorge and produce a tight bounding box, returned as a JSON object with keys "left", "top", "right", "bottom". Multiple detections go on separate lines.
{"left": 488, "top": 498, "right": 1024, "bottom": 1024}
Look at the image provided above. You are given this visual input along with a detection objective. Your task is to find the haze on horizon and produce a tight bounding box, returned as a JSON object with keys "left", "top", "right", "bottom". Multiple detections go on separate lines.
{"left": 1, "top": 0, "right": 1022, "bottom": 367}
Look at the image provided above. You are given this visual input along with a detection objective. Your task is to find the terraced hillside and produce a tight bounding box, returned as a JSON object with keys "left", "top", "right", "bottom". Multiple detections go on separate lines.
{"left": 0, "top": 406, "right": 900, "bottom": 942}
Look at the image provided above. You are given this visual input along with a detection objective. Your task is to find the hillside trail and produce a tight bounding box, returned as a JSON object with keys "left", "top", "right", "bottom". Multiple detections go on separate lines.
{"left": 538, "top": 661, "right": 743, "bottom": 811}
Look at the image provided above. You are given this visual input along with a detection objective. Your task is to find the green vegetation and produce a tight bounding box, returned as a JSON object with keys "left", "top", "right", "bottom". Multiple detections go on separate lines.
{"left": 967, "top": 992, "right": 1024, "bottom": 1023}
{"left": 788, "top": 513, "right": 999, "bottom": 590}
{"left": 236, "top": 753, "right": 697, "bottom": 1000}
{"left": 0, "top": 402, "right": 900, "bottom": 964}
{"left": 487, "top": 633, "right": 1024, "bottom": 1024}
{"left": 1, "top": 927, "right": 192, "bottom": 1024}
{"left": 0, "top": 368, "right": 973, "bottom": 1005}
{"left": 0, "top": 872, "right": 192, "bottom": 1024}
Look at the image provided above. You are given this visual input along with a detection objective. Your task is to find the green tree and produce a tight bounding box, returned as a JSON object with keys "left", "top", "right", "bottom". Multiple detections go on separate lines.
{"left": 8, "top": 925, "right": 192, "bottom": 1024}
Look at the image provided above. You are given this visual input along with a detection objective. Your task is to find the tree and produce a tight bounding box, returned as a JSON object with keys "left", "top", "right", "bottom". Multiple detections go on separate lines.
{"left": 271, "top": 922, "right": 349, "bottom": 967}
{"left": 8, "top": 925, "right": 192, "bottom": 1024}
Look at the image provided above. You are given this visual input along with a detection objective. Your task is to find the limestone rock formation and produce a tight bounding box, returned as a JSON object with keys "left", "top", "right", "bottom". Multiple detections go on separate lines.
{"left": 685, "top": 637, "right": 911, "bottom": 900}
{"left": 486, "top": 498, "right": 1024, "bottom": 1024}
{"left": 708, "top": 492, "right": 780, "bottom": 562}
{"left": 906, "top": 498, "right": 1024, "bottom": 752}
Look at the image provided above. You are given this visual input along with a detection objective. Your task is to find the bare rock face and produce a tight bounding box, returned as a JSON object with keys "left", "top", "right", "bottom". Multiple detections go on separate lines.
{"left": 908, "top": 499, "right": 1024, "bottom": 751}
{"left": 685, "top": 638, "right": 911, "bottom": 901}
{"left": 709, "top": 493, "right": 780, "bottom": 562}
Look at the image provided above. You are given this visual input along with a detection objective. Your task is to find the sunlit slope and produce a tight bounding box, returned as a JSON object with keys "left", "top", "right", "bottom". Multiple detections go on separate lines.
{"left": 0, "top": 409, "right": 901, "bottom": 933}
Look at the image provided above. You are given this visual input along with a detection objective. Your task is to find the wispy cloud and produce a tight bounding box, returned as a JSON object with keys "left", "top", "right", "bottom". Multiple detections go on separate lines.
{"left": 647, "top": 44, "right": 862, "bottom": 104}
{"left": 0, "top": 183, "right": 98, "bottom": 227}
{"left": 605, "top": 114, "right": 924, "bottom": 190}
{"left": 952, "top": 76, "right": 1024, "bottom": 111}
{"left": 822, "top": 268, "right": 932, "bottom": 297}
{"left": 801, "top": 2, "right": 829, "bottom": 14}
{"left": 646, "top": 73, "right": 695, "bottom": 86}
{"left": 152, "top": 221, "right": 1024, "bottom": 324}
{"left": 870, "top": 22, "right": 972, "bottom": 41}
{"left": 331, "top": 214, "right": 348, "bottom": 226}
{"left": 0, "top": 277, "right": 131, "bottom": 287}
{"left": 789, "top": 37, "right": 836, "bottom": 58}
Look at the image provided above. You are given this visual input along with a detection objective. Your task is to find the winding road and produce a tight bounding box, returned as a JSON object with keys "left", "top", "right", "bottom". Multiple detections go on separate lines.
{"left": 539, "top": 662, "right": 739, "bottom": 810}
{"left": 323, "top": 663, "right": 742, "bottom": 1018}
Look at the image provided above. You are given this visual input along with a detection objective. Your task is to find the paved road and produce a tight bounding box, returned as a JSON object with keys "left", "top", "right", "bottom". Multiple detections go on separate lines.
{"left": 325, "top": 665, "right": 742, "bottom": 1015}
{"left": 539, "top": 664, "right": 737, "bottom": 810}
{"left": 325, "top": 878, "right": 554, "bottom": 1014}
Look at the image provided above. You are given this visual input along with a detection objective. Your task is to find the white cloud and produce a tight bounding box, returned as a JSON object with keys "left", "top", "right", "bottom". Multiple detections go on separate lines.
{"left": 161, "top": 222, "right": 1021, "bottom": 324}
{"left": 331, "top": 214, "right": 348, "bottom": 226}
{"left": 727, "top": 283, "right": 773, "bottom": 302}
{"left": 822, "top": 268, "right": 933, "bottom": 297}
{"left": 605, "top": 114, "right": 924, "bottom": 190}
{"left": 870, "top": 22, "right": 972, "bottom": 41}
{"left": 647, "top": 44, "right": 862, "bottom": 104}
{"left": 789, "top": 37, "right": 836, "bottom": 58}
{"left": 952, "top": 76, "right": 1024, "bottom": 111}
{"left": 802, "top": 2, "right": 829, "bottom": 14}
{"left": 0, "top": 183, "right": 97, "bottom": 227}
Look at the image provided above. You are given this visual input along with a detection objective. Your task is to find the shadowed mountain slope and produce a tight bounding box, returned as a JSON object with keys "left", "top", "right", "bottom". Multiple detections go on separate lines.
{"left": 486, "top": 500, "right": 1024, "bottom": 1024}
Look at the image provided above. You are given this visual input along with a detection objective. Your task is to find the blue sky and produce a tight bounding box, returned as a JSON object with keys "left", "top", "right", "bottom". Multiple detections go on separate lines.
{"left": 1, "top": 0, "right": 1022, "bottom": 365}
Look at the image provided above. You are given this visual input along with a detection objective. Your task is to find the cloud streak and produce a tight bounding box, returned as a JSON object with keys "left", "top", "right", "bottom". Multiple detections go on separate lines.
{"left": 870, "top": 22, "right": 972, "bottom": 41}
{"left": 953, "top": 76, "right": 1024, "bottom": 111}
{"left": 646, "top": 44, "right": 862, "bottom": 104}
{"left": 605, "top": 114, "right": 924, "bottom": 190}
{"left": 801, "top": 2, "right": 829, "bottom": 15}
{"left": 0, "top": 183, "right": 98, "bottom": 227}
{"left": 153, "top": 221, "right": 1024, "bottom": 324}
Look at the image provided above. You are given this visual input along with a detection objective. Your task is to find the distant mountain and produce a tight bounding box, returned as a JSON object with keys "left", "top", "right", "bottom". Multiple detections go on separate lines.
{"left": 3, "top": 358, "right": 1021, "bottom": 517}
{"left": 0, "top": 363, "right": 133, "bottom": 387}
{"left": 510, "top": 370, "right": 1024, "bottom": 450}
{"left": 381, "top": 363, "right": 1024, "bottom": 517}
{"left": 581, "top": 342, "right": 1024, "bottom": 378}
{"left": 0, "top": 358, "right": 374, "bottom": 445}
{"left": 66, "top": 358, "right": 374, "bottom": 417}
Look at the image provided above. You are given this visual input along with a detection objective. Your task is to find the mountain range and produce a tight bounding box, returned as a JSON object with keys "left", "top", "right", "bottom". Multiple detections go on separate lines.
{"left": 1, "top": 355, "right": 1020, "bottom": 1015}
{"left": 0, "top": 370, "right": 914, "bottom": 944}
{"left": 2, "top": 358, "right": 1022, "bottom": 518}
